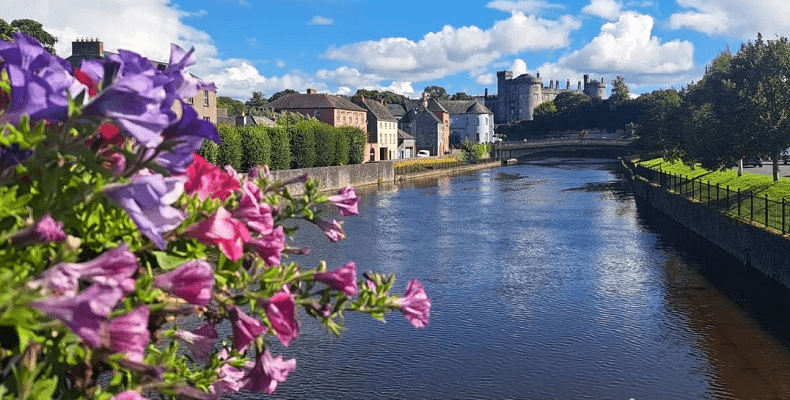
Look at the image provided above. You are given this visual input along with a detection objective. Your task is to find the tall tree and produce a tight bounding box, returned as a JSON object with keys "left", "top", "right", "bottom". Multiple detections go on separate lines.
{"left": 244, "top": 91, "right": 267, "bottom": 113}
{"left": 2, "top": 19, "right": 57, "bottom": 54}
{"left": 217, "top": 96, "right": 247, "bottom": 116}
{"left": 610, "top": 75, "right": 630, "bottom": 103}
{"left": 532, "top": 100, "right": 557, "bottom": 118}
{"left": 423, "top": 85, "right": 449, "bottom": 100}
{"left": 268, "top": 89, "right": 297, "bottom": 103}
{"left": 450, "top": 92, "right": 473, "bottom": 100}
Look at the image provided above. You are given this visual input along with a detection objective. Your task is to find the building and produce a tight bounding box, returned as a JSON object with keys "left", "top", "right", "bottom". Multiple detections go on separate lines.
{"left": 437, "top": 99, "right": 494, "bottom": 144}
{"left": 265, "top": 89, "right": 372, "bottom": 160}
{"left": 352, "top": 95, "right": 398, "bottom": 161}
{"left": 398, "top": 93, "right": 447, "bottom": 157}
{"left": 65, "top": 38, "right": 218, "bottom": 124}
{"left": 397, "top": 129, "right": 416, "bottom": 159}
{"left": 486, "top": 70, "right": 606, "bottom": 124}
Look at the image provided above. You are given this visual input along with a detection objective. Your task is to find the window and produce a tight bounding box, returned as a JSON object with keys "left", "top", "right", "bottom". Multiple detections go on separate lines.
{"left": 203, "top": 116, "right": 210, "bottom": 122}
{"left": 203, "top": 90, "right": 209, "bottom": 106}
{"left": 186, "top": 97, "right": 194, "bottom": 105}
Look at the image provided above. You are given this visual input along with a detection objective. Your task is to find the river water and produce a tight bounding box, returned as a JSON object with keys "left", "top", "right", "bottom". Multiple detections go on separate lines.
{"left": 235, "top": 159, "right": 790, "bottom": 399}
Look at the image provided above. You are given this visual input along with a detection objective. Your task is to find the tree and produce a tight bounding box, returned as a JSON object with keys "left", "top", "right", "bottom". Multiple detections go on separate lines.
{"left": 460, "top": 138, "right": 484, "bottom": 161}
{"left": 217, "top": 96, "right": 247, "bottom": 116}
{"left": 1, "top": 18, "right": 57, "bottom": 54}
{"left": 532, "top": 100, "right": 557, "bottom": 118}
{"left": 244, "top": 91, "right": 267, "bottom": 113}
{"left": 423, "top": 85, "right": 449, "bottom": 100}
{"left": 451, "top": 92, "right": 473, "bottom": 100}
{"left": 610, "top": 75, "right": 630, "bottom": 103}
{"left": 269, "top": 89, "right": 297, "bottom": 103}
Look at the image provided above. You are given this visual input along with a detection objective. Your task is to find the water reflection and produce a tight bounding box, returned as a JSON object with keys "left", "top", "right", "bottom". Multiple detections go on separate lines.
{"left": 235, "top": 160, "right": 790, "bottom": 399}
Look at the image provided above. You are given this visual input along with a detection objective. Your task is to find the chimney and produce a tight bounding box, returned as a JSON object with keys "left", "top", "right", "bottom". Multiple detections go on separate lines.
{"left": 536, "top": 71, "right": 540, "bottom": 79}
{"left": 421, "top": 92, "right": 428, "bottom": 108}
{"left": 72, "top": 37, "right": 104, "bottom": 57}
{"left": 306, "top": 88, "right": 317, "bottom": 94}
{"left": 584, "top": 74, "right": 589, "bottom": 85}
{"left": 577, "top": 81, "right": 581, "bottom": 91}
{"left": 566, "top": 79, "right": 570, "bottom": 90}
{"left": 484, "top": 88, "right": 488, "bottom": 99}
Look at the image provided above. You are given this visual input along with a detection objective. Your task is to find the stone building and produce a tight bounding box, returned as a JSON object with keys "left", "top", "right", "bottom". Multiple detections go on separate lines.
{"left": 352, "top": 95, "right": 398, "bottom": 161}
{"left": 486, "top": 70, "right": 606, "bottom": 124}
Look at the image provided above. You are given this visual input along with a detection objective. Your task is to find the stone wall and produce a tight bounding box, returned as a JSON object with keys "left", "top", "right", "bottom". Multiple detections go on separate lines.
{"left": 270, "top": 160, "right": 396, "bottom": 194}
{"left": 631, "top": 176, "right": 790, "bottom": 289}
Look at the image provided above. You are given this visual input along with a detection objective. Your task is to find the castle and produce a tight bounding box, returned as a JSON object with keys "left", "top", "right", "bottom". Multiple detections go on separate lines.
{"left": 484, "top": 70, "right": 607, "bottom": 125}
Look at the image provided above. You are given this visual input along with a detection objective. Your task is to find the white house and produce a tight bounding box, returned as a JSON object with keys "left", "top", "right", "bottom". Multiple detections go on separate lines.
{"left": 438, "top": 99, "right": 495, "bottom": 145}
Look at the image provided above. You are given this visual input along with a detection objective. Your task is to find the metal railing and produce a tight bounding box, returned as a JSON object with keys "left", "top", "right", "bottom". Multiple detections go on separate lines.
{"left": 629, "top": 161, "right": 790, "bottom": 234}
{"left": 495, "top": 138, "right": 634, "bottom": 150}
{"left": 394, "top": 158, "right": 496, "bottom": 176}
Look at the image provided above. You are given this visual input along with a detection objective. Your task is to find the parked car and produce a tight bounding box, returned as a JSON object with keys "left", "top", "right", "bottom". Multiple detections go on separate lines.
{"left": 417, "top": 150, "right": 430, "bottom": 157}
{"left": 745, "top": 155, "right": 763, "bottom": 167}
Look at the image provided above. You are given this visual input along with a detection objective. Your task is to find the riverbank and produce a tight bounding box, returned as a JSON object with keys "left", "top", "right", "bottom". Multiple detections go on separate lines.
{"left": 623, "top": 158, "right": 790, "bottom": 289}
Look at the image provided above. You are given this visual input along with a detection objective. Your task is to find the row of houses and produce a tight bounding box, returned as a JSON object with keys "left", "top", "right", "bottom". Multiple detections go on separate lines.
{"left": 64, "top": 38, "right": 494, "bottom": 162}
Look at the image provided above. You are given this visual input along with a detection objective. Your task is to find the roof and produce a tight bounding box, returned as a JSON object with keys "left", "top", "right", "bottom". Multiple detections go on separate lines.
{"left": 397, "top": 129, "right": 414, "bottom": 140}
{"left": 266, "top": 93, "right": 366, "bottom": 112}
{"left": 426, "top": 98, "right": 449, "bottom": 115}
{"left": 437, "top": 99, "right": 493, "bottom": 115}
{"left": 387, "top": 103, "right": 407, "bottom": 118}
{"left": 514, "top": 73, "right": 540, "bottom": 82}
{"left": 356, "top": 98, "right": 397, "bottom": 122}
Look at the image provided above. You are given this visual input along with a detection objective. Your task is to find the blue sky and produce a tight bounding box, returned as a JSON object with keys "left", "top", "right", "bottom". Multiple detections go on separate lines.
{"left": 1, "top": 0, "right": 785, "bottom": 101}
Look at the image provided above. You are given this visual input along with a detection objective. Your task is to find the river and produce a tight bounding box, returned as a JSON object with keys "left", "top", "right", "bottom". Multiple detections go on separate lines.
{"left": 234, "top": 158, "right": 790, "bottom": 399}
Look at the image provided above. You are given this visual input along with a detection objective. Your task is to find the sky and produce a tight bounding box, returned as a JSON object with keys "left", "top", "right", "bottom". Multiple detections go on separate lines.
{"left": 2, "top": 0, "right": 789, "bottom": 102}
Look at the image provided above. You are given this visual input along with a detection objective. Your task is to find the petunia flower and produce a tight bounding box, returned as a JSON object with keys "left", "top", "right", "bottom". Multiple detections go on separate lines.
{"left": 153, "top": 102, "right": 220, "bottom": 174}
{"left": 227, "top": 306, "right": 265, "bottom": 352}
{"left": 246, "top": 226, "right": 285, "bottom": 267}
{"left": 164, "top": 44, "right": 216, "bottom": 105}
{"left": 328, "top": 186, "right": 360, "bottom": 216}
{"left": 183, "top": 154, "right": 240, "bottom": 201}
{"left": 209, "top": 349, "right": 253, "bottom": 398}
{"left": 243, "top": 349, "right": 296, "bottom": 395}
{"left": 394, "top": 279, "right": 431, "bottom": 328}
{"left": 316, "top": 218, "right": 345, "bottom": 242}
{"left": 153, "top": 260, "right": 214, "bottom": 306}
{"left": 174, "top": 323, "right": 218, "bottom": 362}
{"left": 184, "top": 207, "right": 250, "bottom": 262}
{"left": 109, "top": 306, "right": 150, "bottom": 362}
{"left": 232, "top": 181, "right": 273, "bottom": 235}
{"left": 36, "top": 242, "right": 138, "bottom": 295}
{"left": 263, "top": 287, "right": 299, "bottom": 347}
{"left": 30, "top": 284, "right": 124, "bottom": 347}
{"left": 10, "top": 214, "right": 66, "bottom": 245}
{"left": 314, "top": 262, "right": 358, "bottom": 297}
{"left": 103, "top": 174, "right": 187, "bottom": 250}
{"left": 109, "top": 391, "right": 150, "bottom": 400}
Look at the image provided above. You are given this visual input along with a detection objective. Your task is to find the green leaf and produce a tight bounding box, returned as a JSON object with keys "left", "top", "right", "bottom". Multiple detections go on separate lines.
{"left": 28, "top": 376, "right": 57, "bottom": 400}
{"left": 151, "top": 251, "right": 190, "bottom": 271}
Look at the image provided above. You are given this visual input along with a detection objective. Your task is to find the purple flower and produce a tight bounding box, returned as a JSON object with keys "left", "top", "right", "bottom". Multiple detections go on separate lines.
{"left": 246, "top": 226, "right": 285, "bottom": 267}
{"left": 316, "top": 218, "right": 345, "bottom": 242}
{"left": 10, "top": 214, "right": 66, "bottom": 245}
{"left": 315, "top": 262, "right": 358, "bottom": 297}
{"left": 109, "top": 306, "right": 150, "bottom": 362}
{"left": 232, "top": 181, "right": 274, "bottom": 235}
{"left": 243, "top": 349, "right": 296, "bottom": 394}
{"left": 153, "top": 260, "right": 214, "bottom": 306}
{"left": 0, "top": 33, "right": 73, "bottom": 125}
{"left": 227, "top": 306, "right": 265, "bottom": 352}
{"left": 174, "top": 323, "right": 218, "bottom": 362}
{"left": 109, "top": 391, "right": 150, "bottom": 400}
{"left": 328, "top": 186, "right": 360, "bottom": 216}
{"left": 209, "top": 349, "right": 253, "bottom": 398}
{"left": 30, "top": 284, "right": 124, "bottom": 347}
{"left": 0, "top": 144, "right": 33, "bottom": 171}
{"left": 153, "top": 102, "right": 220, "bottom": 174}
{"left": 164, "top": 44, "right": 216, "bottom": 104}
{"left": 36, "top": 242, "right": 138, "bottom": 295}
{"left": 103, "top": 174, "right": 187, "bottom": 250}
{"left": 263, "top": 288, "right": 299, "bottom": 347}
{"left": 394, "top": 279, "right": 431, "bottom": 328}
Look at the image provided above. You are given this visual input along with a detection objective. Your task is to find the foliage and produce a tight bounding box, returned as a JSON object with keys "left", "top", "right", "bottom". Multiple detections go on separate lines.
{"left": 342, "top": 127, "right": 367, "bottom": 164}
{"left": 217, "top": 123, "right": 242, "bottom": 171}
{"left": 289, "top": 121, "right": 317, "bottom": 169}
{"left": 197, "top": 137, "right": 220, "bottom": 165}
{"left": 450, "top": 92, "right": 473, "bottom": 100}
{"left": 268, "top": 89, "right": 298, "bottom": 103}
{"left": 0, "top": 34, "right": 430, "bottom": 400}
{"left": 532, "top": 100, "right": 557, "bottom": 118}
{"left": 609, "top": 75, "right": 630, "bottom": 103}
{"left": 0, "top": 19, "right": 57, "bottom": 54}
{"left": 217, "top": 96, "right": 247, "bottom": 117}
{"left": 313, "top": 122, "right": 339, "bottom": 167}
{"left": 239, "top": 125, "right": 271, "bottom": 172}
{"left": 244, "top": 91, "right": 267, "bottom": 114}
{"left": 352, "top": 89, "right": 406, "bottom": 105}
{"left": 268, "top": 126, "right": 291, "bottom": 170}
{"left": 460, "top": 138, "right": 485, "bottom": 161}
{"left": 423, "top": 85, "right": 449, "bottom": 100}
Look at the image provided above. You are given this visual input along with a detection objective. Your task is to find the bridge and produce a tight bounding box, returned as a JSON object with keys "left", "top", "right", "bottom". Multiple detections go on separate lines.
{"left": 493, "top": 137, "right": 636, "bottom": 160}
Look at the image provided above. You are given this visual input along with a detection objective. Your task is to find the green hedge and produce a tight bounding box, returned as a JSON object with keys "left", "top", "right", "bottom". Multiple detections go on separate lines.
{"left": 240, "top": 125, "right": 271, "bottom": 172}
{"left": 314, "top": 122, "right": 339, "bottom": 167}
{"left": 289, "top": 121, "right": 317, "bottom": 169}
{"left": 197, "top": 139, "right": 219, "bottom": 165}
{"left": 217, "top": 123, "right": 242, "bottom": 171}
{"left": 342, "top": 127, "right": 367, "bottom": 164}
{"left": 268, "top": 126, "right": 291, "bottom": 170}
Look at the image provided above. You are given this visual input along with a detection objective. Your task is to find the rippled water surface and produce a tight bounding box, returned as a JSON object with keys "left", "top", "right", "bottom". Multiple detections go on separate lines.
{"left": 235, "top": 159, "right": 790, "bottom": 399}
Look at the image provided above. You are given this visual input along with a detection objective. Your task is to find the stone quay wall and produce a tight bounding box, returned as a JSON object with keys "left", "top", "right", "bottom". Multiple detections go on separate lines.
{"left": 627, "top": 163, "right": 790, "bottom": 289}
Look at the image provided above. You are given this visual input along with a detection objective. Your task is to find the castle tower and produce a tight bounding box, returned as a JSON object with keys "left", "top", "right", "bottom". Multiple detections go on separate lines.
{"left": 496, "top": 70, "right": 513, "bottom": 124}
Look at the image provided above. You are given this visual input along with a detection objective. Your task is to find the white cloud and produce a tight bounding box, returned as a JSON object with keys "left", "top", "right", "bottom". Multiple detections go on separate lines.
{"left": 308, "top": 16, "right": 334, "bottom": 26}
{"left": 204, "top": 61, "right": 320, "bottom": 100}
{"left": 324, "top": 11, "right": 580, "bottom": 82}
{"left": 275, "top": 59, "right": 287, "bottom": 68}
{"left": 510, "top": 58, "right": 528, "bottom": 76}
{"left": 556, "top": 12, "right": 694, "bottom": 75}
{"left": 476, "top": 73, "right": 495, "bottom": 85}
{"left": 668, "top": 1, "right": 790, "bottom": 39}
{"left": 582, "top": 0, "right": 623, "bottom": 20}
{"left": 485, "top": 0, "right": 564, "bottom": 14}
{"left": 381, "top": 81, "right": 415, "bottom": 96}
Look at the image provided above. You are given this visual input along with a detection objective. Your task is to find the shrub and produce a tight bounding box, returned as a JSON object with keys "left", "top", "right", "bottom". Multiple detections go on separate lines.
{"left": 217, "top": 123, "right": 242, "bottom": 171}
{"left": 268, "top": 126, "right": 291, "bottom": 170}
{"left": 289, "top": 121, "right": 317, "bottom": 169}
{"left": 240, "top": 125, "right": 271, "bottom": 172}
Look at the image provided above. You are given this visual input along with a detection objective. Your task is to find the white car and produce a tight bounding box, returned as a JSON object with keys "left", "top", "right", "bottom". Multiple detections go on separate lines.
{"left": 417, "top": 150, "right": 430, "bottom": 157}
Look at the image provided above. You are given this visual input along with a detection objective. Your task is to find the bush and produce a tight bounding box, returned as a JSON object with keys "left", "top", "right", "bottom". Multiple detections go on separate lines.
{"left": 460, "top": 138, "right": 485, "bottom": 161}
{"left": 197, "top": 138, "right": 219, "bottom": 165}
{"left": 342, "top": 127, "right": 367, "bottom": 164}
{"left": 217, "top": 123, "right": 242, "bottom": 171}
{"left": 314, "top": 122, "right": 339, "bottom": 167}
{"left": 240, "top": 125, "right": 271, "bottom": 172}
{"left": 289, "top": 121, "right": 317, "bottom": 169}
{"left": 268, "top": 126, "right": 291, "bottom": 170}
{"left": 335, "top": 129, "right": 350, "bottom": 165}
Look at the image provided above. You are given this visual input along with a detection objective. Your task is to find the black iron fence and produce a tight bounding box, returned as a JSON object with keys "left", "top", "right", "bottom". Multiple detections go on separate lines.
{"left": 394, "top": 158, "right": 496, "bottom": 176}
{"left": 628, "top": 160, "right": 790, "bottom": 234}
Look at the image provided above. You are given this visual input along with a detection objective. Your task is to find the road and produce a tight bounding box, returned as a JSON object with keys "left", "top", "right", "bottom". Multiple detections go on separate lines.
{"left": 738, "top": 160, "right": 790, "bottom": 178}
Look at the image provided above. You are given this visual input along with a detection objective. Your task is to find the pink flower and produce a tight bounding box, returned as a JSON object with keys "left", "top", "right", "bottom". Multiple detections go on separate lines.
{"left": 153, "top": 260, "right": 214, "bottom": 306}
{"left": 109, "top": 391, "right": 149, "bottom": 400}
{"left": 394, "top": 279, "right": 431, "bottom": 328}
{"left": 232, "top": 181, "right": 274, "bottom": 234}
{"left": 243, "top": 349, "right": 296, "bottom": 394}
{"left": 31, "top": 284, "right": 124, "bottom": 347}
{"left": 263, "top": 288, "right": 299, "bottom": 347}
{"left": 184, "top": 207, "right": 250, "bottom": 262}
{"left": 10, "top": 214, "right": 66, "bottom": 245}
{"left": 328, "top": 186, "right": 360, "bottom": 216}
{"left": 37, "top": 242, "right": 138, "bottom": 295}
{"left": 246, "top": 225, "right": 285, "bottom": 266}
{"left": 209, "top": 349, "right": 253, "bottom": 398}
{"left": 109, "top": 306, "right": 150, "bottom": 362}
{"left": 316, "top": 218, "right": 345, "bottom": 242}
{"left": 314, "top": 262, "right": 358, "bottom": 297}
{"left": 184, "top": 154, "right": 240, "bottom": 201}
{"left": 227, "top": 306, "right": 265, "bottom": 352}
{"left": 174, "top": 323, "right": 218, "bottom": 362}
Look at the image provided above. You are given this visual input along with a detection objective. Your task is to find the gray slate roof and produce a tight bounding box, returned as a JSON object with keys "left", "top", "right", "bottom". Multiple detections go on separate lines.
{"left": 266, "top": 93, "right": 365, "bottom": 112}
{"left": 357, "top": 98, "right": 397, "bottom": 122}
{"left": 437, "top": 99, "right": 493, "bottom": 115}
{"left": 398, "top": 129, "right": 414, "bottom": 140}
{"left": 387, "top": 103, "right": 407, "bottom": 119}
